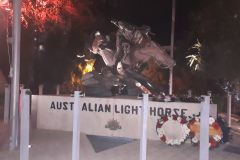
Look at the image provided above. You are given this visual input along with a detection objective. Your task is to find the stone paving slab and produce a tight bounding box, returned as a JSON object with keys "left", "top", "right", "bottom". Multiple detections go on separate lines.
{"left": 1, "top": 119, "right": 240, "bottom": 160}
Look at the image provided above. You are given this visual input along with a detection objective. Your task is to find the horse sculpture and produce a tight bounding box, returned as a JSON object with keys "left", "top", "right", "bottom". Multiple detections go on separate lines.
{"left": 81, "top": 21, "right": 176, "bottom": 96}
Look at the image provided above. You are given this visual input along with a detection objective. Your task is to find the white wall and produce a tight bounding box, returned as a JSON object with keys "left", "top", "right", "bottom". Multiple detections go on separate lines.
{"left": 32, "top": 95, "right": 217, "bottom": 140}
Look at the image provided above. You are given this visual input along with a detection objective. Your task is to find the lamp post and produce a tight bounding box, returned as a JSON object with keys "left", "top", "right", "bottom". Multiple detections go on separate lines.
{"left": 169, "top": 0, "right": 176, "bottom": 95}
{"left": 9, "top": 0, "right": 22, "bottom": 150}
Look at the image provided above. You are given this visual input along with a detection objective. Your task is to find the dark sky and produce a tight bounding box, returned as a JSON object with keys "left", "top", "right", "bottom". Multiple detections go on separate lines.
{"left": 0, "top": 0, "right": 204, "bottom": 81}
{"left": 96, "top": 0, "right": 202, "bottom": 45}
{"left": 88, "top": 0, "right": 204, "bottom": 73}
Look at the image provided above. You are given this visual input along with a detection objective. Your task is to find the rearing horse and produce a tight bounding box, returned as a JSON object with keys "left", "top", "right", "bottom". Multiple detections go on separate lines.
{"left": 88, "top": 29, "right": 175, "bottom": 94}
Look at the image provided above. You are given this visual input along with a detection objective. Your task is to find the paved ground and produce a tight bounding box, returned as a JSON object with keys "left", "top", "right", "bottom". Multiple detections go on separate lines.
{"left": 0, "top": 117, "right": 240, "bottom": 160}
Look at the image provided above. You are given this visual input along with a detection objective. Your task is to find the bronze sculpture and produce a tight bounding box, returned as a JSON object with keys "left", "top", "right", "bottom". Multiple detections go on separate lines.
{"left": 82, "top": 21, "right": 176, "bottom": 96}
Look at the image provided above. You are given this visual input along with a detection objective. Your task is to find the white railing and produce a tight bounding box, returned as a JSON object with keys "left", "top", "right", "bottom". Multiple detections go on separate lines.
{"left": 227, "top": 92, "right": 232, "bottom": 127}
{"left": 6, "top": 89, "right": 221, "bottom": 160}
{"left": 20, "top": 89, "right": 31, "bottom": 160}
{"left": 4, "top": 84, "right": 10, "bottom": 124}
{"left": 140, "top": 94, "right": 148, "bottom": 160}
{"left": 199, "top": 95, "right": 210, "bottom": 160}
{"left": 72, "top": 91, "right": 81, "bottom": 160}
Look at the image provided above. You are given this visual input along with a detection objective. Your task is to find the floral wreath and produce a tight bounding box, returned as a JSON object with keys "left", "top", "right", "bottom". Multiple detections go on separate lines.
{"left": 156, "top": 115, "right": 190, "bottom": 145}
{"left": 152, "top": 94, "right": 176, "bottom": 102}
{"left": 188, "top": 114, "right": 222, "bottom": 149}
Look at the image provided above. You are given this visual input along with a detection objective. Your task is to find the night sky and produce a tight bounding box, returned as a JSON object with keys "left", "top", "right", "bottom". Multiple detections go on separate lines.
{"left": 95, "top": 0, "right": 202, "bottom": 45}
{"left": 0, "top": 0, "right": 203, "bottom": 83}
{"left": 87, "top": 0, "right": 203, "bottom": 73}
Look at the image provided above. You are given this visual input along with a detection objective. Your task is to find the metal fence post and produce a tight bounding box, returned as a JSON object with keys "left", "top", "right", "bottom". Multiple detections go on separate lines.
{"left": 140, "top": 94, "right": 148, "bottom": 160}
{"left": 227, "top": 92, "right": 232, "bottom": 127}
{"left": 56, "top": 85, "right": 60, "bottom": 95}
{"left": 200, "top": 95, "right": 210, "bottom": 160}
{"left": 39, "top": 84, "right": 43, "bottom": 95}
{"left": 207, "top": 91, "right": 211, "bottom": 97}
{"left": 4, "top": 84, "right": 11, "bottom": 124}
{"left": 207, "top": 91, "right": 212, "bottom": 104}
{"left": 19, "top": 84, "right": 24, "bottom": 117}
{"left": 20, "top": 89, "right": 31, "bottom": 160}
{"left": 72, "top": 91, "right": 81, "bottom": 160}
{"left": 9, "top": 0, "right": 22, "bottom": 150}
{"left": 187, "top": 90, "right": 192, "bottom": 97}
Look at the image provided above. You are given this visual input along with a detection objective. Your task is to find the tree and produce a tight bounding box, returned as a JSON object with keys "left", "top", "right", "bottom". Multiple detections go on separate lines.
{"left": 178, "top": 0, "right": 240, "bottom": 94}
{"left": 0, "top": 0, "right": 101, "bottom": 32}
{"left": 141, "top": 60, "right": 168, "bottom": 92}
{"left": 0, "top": 0, "right": 106, "bottom": 93}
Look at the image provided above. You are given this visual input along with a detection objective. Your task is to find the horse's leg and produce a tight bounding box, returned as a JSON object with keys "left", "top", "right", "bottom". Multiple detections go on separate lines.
{"left": 125, "top": 68, "right": 164, "bottom": 94}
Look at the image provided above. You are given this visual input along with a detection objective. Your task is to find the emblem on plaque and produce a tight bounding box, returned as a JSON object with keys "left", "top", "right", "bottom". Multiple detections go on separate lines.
{"left": 105, "top": 119, "right": 122, "bottom": 130}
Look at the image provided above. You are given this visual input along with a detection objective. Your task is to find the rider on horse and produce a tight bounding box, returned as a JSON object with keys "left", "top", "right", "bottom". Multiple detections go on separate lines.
{"left": 88, "top": 21, "right": 175, "bottom": 94}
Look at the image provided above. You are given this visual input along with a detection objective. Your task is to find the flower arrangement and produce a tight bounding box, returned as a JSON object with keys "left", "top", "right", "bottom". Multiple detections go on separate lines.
{"left": 179, "top": 96, "right": 201, "bottom": 103}
{"left": 156, "top": 113, "right": 231, "bottom": 149}
{"left": 156, "top": 115, "right": 190, "bottom": 146}
{"left": 152, "top": 94, "right": 166, "bottom": 102}
{"left": 188, "top": 114, "right": 222, "bottom": 149}
{"left": 150, "top": 94, "right": 200, "bottom": 103}
{"left": 152, "top": 94, "right": 177, "bottom": 102}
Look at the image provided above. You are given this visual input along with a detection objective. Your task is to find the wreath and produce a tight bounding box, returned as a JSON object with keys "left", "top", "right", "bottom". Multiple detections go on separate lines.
{"left": 156, "top": 115, "right": 190, "bottom": 145}
{"left": 189, "top": 114, "right": 222, "bottom": 149}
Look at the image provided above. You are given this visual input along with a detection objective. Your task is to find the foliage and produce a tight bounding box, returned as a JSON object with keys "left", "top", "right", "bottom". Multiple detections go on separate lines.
{"left": 175, "top": 0, "right": 240, "bottom": 95}
{"left": 192, "top": 1, "right": 240, "bottom": 77}
{"left": 178, "top": 96, "right": 200, "bottom": 103}
{"left": 32, "top": 29, "right": 80, "bottom": 92}
{"left": 186, "top": 39, "right": 208, "bottom": 72}
{"left": 0, "top": 0, "right": 100, "bottom": 32}
{"left": 217, "top": 116, "right": 232, "bottom": 143}
{"left": 142, "top": 60, "right": 168, "bottom": 92}
{"left": 173, "top": 69, "right": 207, "bottom": 95}
{"left": 0, "top": 0, "right": 106, "bottom": 94}
{"left": 211, "top": 94, "right": 226, "bottom": 114}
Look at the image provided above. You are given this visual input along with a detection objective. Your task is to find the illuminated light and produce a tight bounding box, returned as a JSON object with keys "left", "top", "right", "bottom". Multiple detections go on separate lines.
{"left": 79, "top": 59, "right": 96, "bottom": 75}
{"left": 70, "top": 59, "right": 96, "bottom": 85}
{"left": 135, "top": 82, "right": 141, "bottom": 87}
{"left": 186, "top": 39, "right": 204, "bottom": 71}
{"left": 77, "top": 55, "right": 85, "bottom": 58}
{"left": 0, "top": 0, "right": 10, "bottom": 12}
{"left": 38, "top": 45, "right": 45, "bottom": 51}
{"left": 135, "top": 82, "right": 151, "bottom": 94}
{"left": 81, "top": 59, "right": 95, "bottom": 75}
{"left": 147, "top": 83, "right": 152, "bottom": 87}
